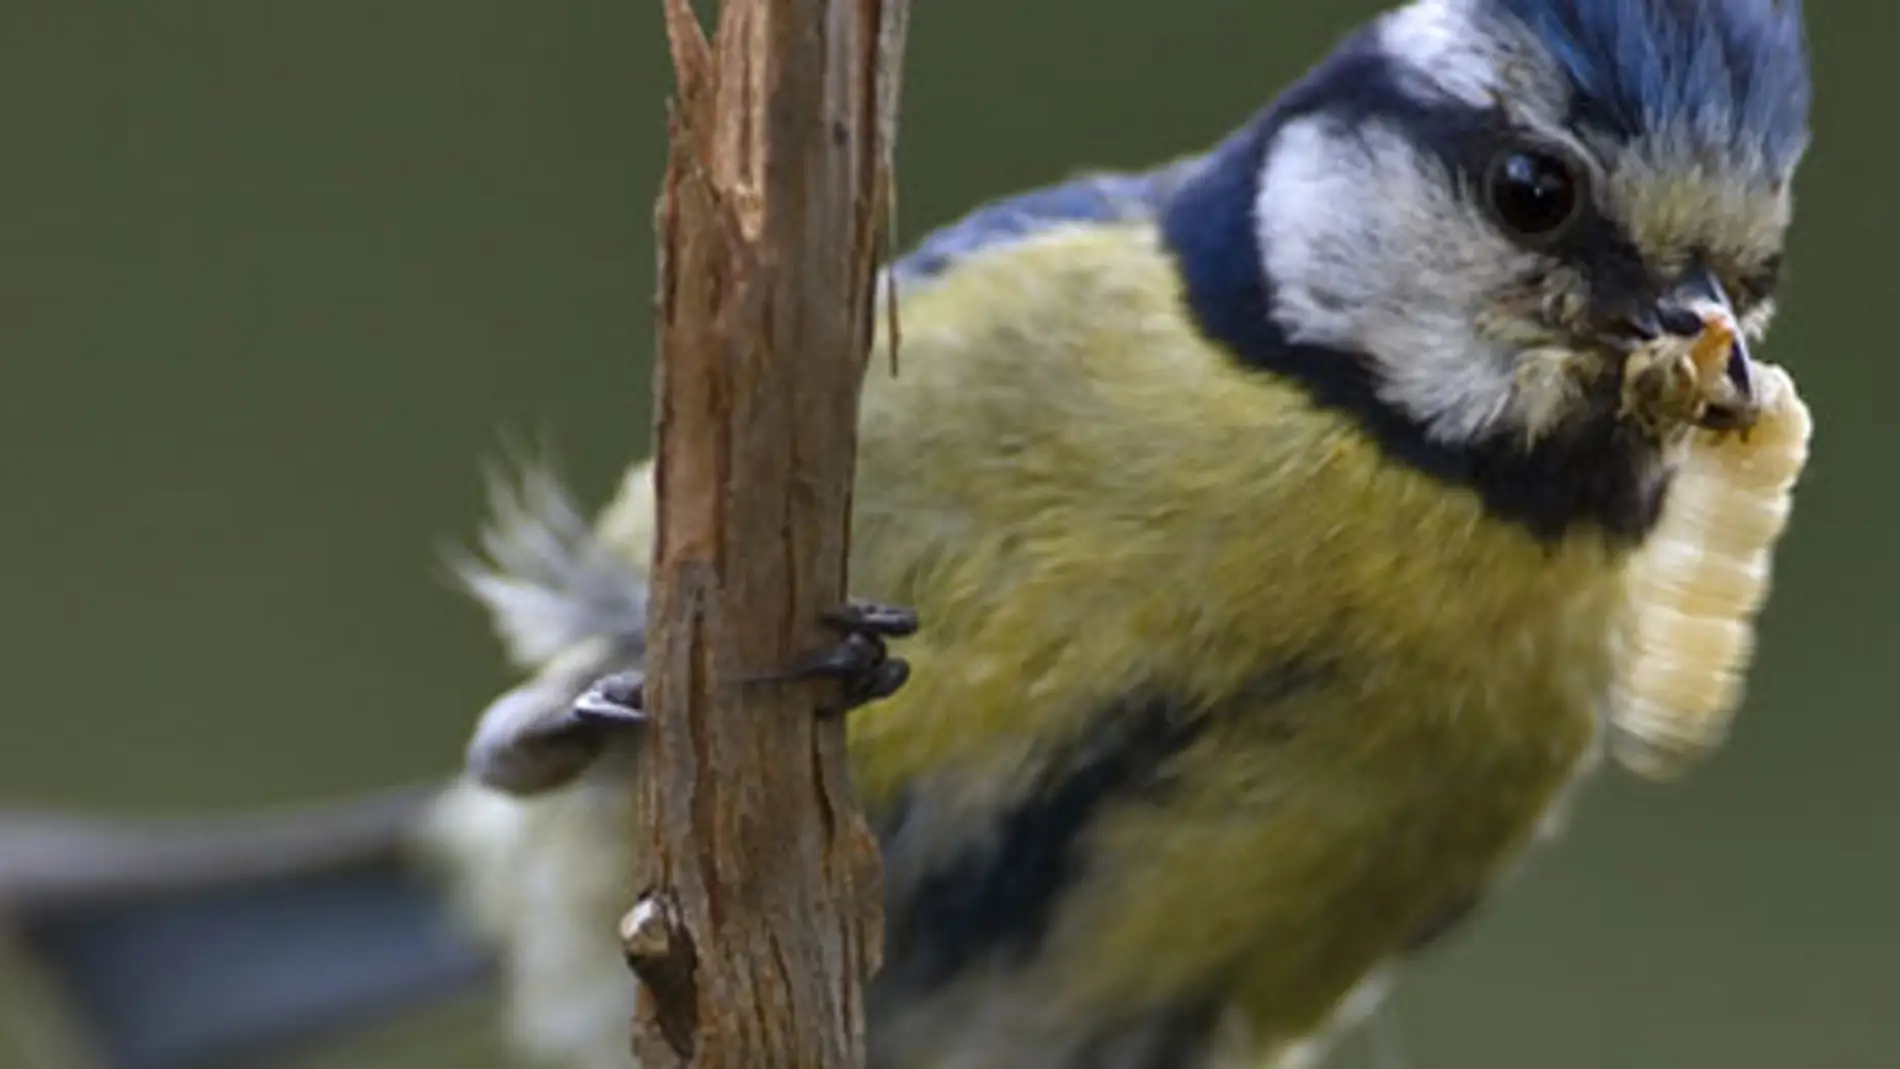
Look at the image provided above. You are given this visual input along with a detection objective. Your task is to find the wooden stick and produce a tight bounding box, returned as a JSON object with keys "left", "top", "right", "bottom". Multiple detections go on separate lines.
{"left": 630, "top": 1, "right": 908, "bottom": 1066}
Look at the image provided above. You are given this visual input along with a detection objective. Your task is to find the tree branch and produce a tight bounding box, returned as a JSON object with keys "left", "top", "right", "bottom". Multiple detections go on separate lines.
{"left": 630, "top": 1, "right": 908, "bottom": 1067}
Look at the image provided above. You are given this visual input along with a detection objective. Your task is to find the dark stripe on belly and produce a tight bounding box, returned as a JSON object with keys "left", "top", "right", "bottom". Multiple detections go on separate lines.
{"left": 876, "top": 694, "right": 1207, "bottom": 996}
{"left": 875, "top": 663, "right": 1323, "bottom": 998}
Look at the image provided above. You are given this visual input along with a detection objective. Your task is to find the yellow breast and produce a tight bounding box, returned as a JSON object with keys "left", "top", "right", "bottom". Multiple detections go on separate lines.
{"left": 838, "top": 223, "right": 1630, "bottom": 1050}
{"left": 844, "top": 221, "right": 1623, "bottom": 804}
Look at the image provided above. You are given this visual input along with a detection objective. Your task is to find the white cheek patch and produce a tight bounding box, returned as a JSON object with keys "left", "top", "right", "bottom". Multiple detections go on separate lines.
{"left": 1253, "top": 118, "right": 1393, "bottom": 347}
{"left": 1255, "top": 115, "right": 1540, "bottom": 445}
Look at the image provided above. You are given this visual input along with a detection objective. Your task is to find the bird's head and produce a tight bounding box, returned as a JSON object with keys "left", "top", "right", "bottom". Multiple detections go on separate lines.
{"left": 1183, "top": 0, "right": 1811, "bottom": 455}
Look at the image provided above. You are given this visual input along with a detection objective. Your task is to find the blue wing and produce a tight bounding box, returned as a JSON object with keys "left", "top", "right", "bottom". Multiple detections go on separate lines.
{"left": 892, "top": 155, "right": 1207, "bottom": 283}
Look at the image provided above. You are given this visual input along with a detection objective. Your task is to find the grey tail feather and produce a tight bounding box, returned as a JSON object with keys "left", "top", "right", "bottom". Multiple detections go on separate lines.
{"left": 0, "top": 785, "right": 492, "bottom": 1069}
{"left": 445, "top": 449, "right": 647, "bottom": 670}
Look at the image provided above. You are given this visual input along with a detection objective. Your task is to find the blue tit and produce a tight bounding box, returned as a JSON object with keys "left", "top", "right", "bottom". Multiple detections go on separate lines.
{"left": 434, "top": 2, "right": 1814, "bottom": 1068}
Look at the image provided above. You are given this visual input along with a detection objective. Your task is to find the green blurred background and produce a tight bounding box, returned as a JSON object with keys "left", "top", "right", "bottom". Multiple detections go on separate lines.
{"left": 0, "top": 2, "right": 1888, "bottom": 1067}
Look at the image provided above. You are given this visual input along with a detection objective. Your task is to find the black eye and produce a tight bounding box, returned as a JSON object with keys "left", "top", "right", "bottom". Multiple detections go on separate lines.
{"left": 1485, "top": 149, "right": 1584, "bottom": 240}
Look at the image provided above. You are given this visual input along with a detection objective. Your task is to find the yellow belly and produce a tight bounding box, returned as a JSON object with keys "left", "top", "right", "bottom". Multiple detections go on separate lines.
{"left": 841, "top": 224, "right": 1633, "bottom": 1061}
{"left": 995, "top": 504, "right": 1622, "bottom": 1051}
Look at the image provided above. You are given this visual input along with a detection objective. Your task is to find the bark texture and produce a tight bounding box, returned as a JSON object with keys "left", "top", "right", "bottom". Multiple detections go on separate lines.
{"left": 631, "top": 2, "right": 908, "bottom": 1067}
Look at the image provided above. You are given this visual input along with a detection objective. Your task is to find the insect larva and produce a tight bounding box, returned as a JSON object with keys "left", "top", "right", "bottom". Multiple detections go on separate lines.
{"left": 1611, "top": 358, "right": 1812, "bottom": 779}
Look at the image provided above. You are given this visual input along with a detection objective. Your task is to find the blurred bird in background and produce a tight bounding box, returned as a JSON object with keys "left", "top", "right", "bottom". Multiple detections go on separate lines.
{"left": 0, "top": 1, "right": 1811, "bottom": 1068}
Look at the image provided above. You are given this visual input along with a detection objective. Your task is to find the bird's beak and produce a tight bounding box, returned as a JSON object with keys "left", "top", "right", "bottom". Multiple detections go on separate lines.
{"left": 1662, "top": 264, "right": 1754, "bottom": 411}
{"left": 1610, "top": 264, "right": 1757, "bottom": 431}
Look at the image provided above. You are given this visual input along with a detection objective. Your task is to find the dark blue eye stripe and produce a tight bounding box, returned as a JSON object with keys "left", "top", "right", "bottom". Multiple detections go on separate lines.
{"left": 1157, "top": 32, "right": 1670, "bottom": 546}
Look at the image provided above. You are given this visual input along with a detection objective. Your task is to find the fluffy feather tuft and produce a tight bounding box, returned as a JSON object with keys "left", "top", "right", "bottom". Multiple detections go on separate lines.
{"left": 448, "top": 456, "right": 649, "bottom": 670}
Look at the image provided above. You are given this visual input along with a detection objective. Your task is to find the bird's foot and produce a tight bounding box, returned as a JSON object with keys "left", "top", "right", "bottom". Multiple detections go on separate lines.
{"left": 467, "top": 667, "right": 647, "bottom": 795}
{"left": 781, "top": 600, "right": 919, "bottom": 717}
{"left": 572, "top": 601, "right": 917, "bottom": 723}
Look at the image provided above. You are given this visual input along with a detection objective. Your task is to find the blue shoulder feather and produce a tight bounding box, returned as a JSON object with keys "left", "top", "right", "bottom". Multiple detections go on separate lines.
{"left": 892, "top": 158, "right": 1205, "bottom": 283}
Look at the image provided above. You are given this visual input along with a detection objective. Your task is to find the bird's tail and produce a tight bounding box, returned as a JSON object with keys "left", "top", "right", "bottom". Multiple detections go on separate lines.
{"left": 0, "top": 784, "right": 490, "bottom": 1069}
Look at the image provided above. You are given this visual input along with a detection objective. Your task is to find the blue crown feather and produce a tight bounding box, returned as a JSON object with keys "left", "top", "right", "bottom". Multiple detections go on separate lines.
{"left": 1491, "top": 0, "right": 1810, "bottom": 175}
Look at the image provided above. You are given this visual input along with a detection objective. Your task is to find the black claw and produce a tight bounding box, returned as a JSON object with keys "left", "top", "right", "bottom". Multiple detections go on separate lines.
{"left": 850, "top": 658, "right": 909, "bottom": 703}
{"left": 572, "top": 671, "right": 649, "bottom": 728}
{"left": 784, "top": 600, "right": 917, "bottom": 717}
{"left": 787, "top": 632, "right": 881, "bottom": 681}
{"left": 822, "top": 599, "right": 920, "bottom": 639}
